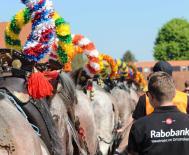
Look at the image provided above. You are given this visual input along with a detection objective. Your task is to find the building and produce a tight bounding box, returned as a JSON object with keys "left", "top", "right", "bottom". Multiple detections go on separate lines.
{"left": 136, "top": 61, "right": 189, "bottom": 73}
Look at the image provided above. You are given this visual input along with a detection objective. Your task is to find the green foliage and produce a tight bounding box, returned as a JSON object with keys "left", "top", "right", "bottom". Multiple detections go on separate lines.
{"left": 154, "top": 18, "right": 189, "bottom": 60}
{"left": 122, "top": 50, "right": 137, "bottom": 62}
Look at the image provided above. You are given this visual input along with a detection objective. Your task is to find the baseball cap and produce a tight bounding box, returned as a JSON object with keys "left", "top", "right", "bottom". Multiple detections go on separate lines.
{"left": 153, "top": 61, "right": 173, "bottom": 76}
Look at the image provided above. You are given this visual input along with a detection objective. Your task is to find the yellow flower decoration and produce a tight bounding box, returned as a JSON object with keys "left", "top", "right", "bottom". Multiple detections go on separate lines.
{"left": 100, "top": 54, "right": 118, "bottom": 79}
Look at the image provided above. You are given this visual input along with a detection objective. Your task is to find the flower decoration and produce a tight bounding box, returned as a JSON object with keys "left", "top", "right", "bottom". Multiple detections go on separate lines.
{"left": 5, "top": 8, "right": 31, "bottom": 51}
{"left": 116, "top": 59, "right": 147, "bottom": 90}
{"left": 21, "top": 0, "right": 56, "bottom": 62}
{"left": 52, "top": 12, "right": 74, "bottom": 71}
{"left": 128, "top": 64, "right": 147, "bottom": 89}
{"left": 5, "top": 7, "right": 74, "bottom": 69}
{"left": 72, "top": 34, "right": 100, "bottom": 77}
{"left": 100, "top": 54, "right": 118, "bottom": 79}
{"left": 116, "top": 59, "right": 128, "bottom": 77}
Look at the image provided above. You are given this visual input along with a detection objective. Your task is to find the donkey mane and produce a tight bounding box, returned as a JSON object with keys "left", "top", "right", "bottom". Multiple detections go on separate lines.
{"left": 59, "top": 72, "right": 77, "bottom": 106}
{"left": 70, "top": 68, "right": 83, "bottom": 86}
{"left": 40, "top": 99, "right": 63, "bottom": 155}
{"left": 58, "top": 72, "right": 78, "bottom": 125}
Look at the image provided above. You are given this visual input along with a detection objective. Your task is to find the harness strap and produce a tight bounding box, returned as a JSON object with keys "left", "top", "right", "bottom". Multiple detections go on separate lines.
{"left": 98, "top": 136, "right": 114, "bottom": 145}
{"left": 111, "top": 105, "right": 123, "bottom": 153}
{"left": 29, "top": 99, "right": 53, "bottom": 153}
{"left": 65, "top": 116, "right": 88, "bottom": 155}
{"left": 0, "top": 89, "right": 28, "bottom": 119}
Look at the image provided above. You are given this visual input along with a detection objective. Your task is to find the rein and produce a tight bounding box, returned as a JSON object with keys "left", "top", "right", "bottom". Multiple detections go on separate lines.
{"left": 98, "top": 136, "right": 115, "bottom": 145}
{"left": 65, "top": 114, "right": 88, "bottom": 155}
{"left": 98, "top": 122, "right": 119, "bottom": 145}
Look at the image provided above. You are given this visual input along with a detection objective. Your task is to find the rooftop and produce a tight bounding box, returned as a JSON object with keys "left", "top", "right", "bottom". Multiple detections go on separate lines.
{"left": 135, "top": 60, "right": 189, "bottom": 68}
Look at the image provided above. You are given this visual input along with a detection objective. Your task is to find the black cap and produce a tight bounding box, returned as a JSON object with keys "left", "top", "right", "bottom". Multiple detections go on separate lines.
{"left": 153, "top": 61, "right": 173, "bottom": 76}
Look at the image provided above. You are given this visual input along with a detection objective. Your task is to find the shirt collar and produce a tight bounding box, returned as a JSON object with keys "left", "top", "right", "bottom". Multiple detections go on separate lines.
{"left": 154, "top": 106, "right": 179, "bottom": 113}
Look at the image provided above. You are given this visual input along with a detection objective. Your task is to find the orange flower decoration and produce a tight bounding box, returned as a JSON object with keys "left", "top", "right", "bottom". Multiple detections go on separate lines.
{"left": 100, "top": 54, "right": 118, "bottom": 78}
{"left": 63, "top": 62, "right": 72, "bottom": 72}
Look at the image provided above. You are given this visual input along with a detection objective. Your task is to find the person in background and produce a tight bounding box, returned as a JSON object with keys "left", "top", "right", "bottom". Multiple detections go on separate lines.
{"left": 115, "top": 61, "right": 189, "bottom": 155}
{"left": 133, "top": 61, "right": 189, "bottom": 120}
{"left": 184, "top": 80, "right": 189, "bottom": 95}
{"left": 127, "top": 71, "right": 189, "bottom": 155}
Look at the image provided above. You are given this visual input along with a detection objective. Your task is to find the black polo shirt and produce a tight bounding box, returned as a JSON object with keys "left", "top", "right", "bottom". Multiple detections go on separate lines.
{"left": 128, "top": 106, "right": 189, "bottom": 155}
{"left": 132, "top": 94, "right": 189, "bottom": 120}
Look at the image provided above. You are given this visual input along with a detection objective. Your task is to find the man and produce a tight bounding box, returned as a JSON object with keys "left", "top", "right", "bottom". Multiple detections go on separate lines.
{"left": 127, "top": 72, "right": 189, "bottom": 155}
{"left": 133, "top": 61, "right": 189, "bottom": 120}
{"left": 115, "top": 61, "right": 189, "bottom": 154}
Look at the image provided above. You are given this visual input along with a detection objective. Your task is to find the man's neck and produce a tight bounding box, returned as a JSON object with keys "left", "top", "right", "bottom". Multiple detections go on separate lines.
{"left": 160, "top": 101, "right": 174, "bottom": 107}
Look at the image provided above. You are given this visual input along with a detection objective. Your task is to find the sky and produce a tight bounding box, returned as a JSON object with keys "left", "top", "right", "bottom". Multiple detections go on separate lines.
{"left": 1, "top": 0, "right": 189, "bottom": 61}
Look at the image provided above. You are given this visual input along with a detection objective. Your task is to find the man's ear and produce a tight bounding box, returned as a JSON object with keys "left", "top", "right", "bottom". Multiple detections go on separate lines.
{"left": 148, "top": 92, "right": 158, "bottom": 108}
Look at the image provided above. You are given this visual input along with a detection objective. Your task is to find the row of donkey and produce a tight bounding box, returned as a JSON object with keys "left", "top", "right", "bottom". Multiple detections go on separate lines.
{"left": 0, "top": 51, "right": 140, "bottom": 155}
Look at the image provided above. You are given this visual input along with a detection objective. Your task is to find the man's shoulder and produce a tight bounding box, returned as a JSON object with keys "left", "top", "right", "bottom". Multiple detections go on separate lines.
{"left": 176, "top": 112, "right": 189, "bottom": 121}
{"left": 136, "top": 112, "right": 152, "bottom": 121}
{"left": 134, "top": 111, "right": 189, "bottom": 129}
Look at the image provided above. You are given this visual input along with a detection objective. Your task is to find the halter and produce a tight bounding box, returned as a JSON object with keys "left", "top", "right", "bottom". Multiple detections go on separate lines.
{"left": 0, "top": 48, "right": 64, "bottom": 78}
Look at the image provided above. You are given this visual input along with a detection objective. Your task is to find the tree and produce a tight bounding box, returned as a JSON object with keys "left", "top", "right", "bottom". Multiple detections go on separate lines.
{"left": 122, "top": 50, "right": 137, "bottom": 62}
{"left": 154, "top": 18, "right": 189, "bottom": 60}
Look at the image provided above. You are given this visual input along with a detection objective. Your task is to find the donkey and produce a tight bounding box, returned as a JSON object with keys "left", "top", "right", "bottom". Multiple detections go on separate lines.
{"left": 111, "top": 80, "right": 140, "bottom": 154}
{"left": 50, "top": 72, "right": 88, "bottom": 155}
{"left": 75, "top": 90, "right": 98, "bottom": 155}
{"left": 71, "top": 69, "right": 119, "bottom": 155}
{"left": 92, "top": 83, "right": 119, "bottom": 155}
{"left": 0, "top": 82, "right": 50, "bottom": 155}
{"left": 0, "top": 72, "right": 89, "bottom": 155}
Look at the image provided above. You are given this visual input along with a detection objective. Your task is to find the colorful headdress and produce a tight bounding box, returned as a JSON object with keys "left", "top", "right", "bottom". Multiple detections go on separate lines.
{"left": 128, "top": 64, "right": 146, "bottom": 89}
{"left": 5, "top": 5, "right": 74, "bottom": 69}
{"left": 4, "top": 0, "right": 75, "bottom": 99}
{"left": 116, "top": 59, "right": 146, "bottom": 90}
{"left": 72, "top": 34, "right": 100, "bottom": 77}
{"left": 21, "top": 0, "right": 55, "bottom": 62}
{"left": 100, "top": 54, "right": 118, "bottom": 79}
